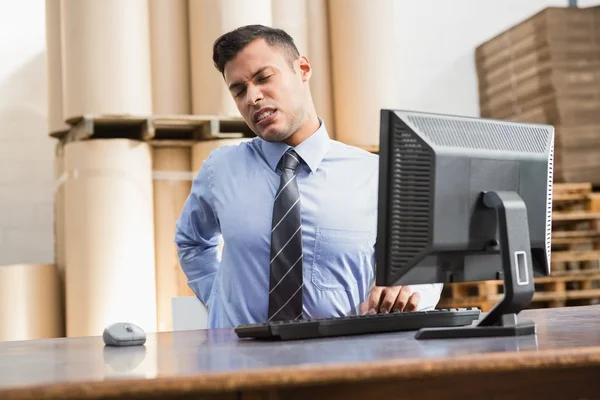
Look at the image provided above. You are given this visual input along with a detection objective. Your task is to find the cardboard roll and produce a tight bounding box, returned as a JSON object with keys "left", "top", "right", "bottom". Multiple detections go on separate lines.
{"left": 63, "top": 139, "right": 157, "bottom": 337}
{"left": 306, "top": 0, "right": 336, "bottom": 139}
{"left": 149, "top": 0, "right": 191, "bottom": 114}
{"left": 45, "top": 0, "right": 69, "bottom": 135}
{"left": 60, "top": 0, "right": 152, "bottom": 122}
{"left": 329, "top": 0, "right": 398, "bottom": 147}
{"left": 271, "top": 0, "right": 308, "bottom": 56}
{"left": 0, "top": 263, "right": 64, "bottom": 342}
{"left": 152, "top": 146, "right": 195, "bottom": 332}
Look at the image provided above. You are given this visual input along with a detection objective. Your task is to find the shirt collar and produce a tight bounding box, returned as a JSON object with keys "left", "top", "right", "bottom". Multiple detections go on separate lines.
{"left": 260, "top": 118, "right": 331, "bottom": 174}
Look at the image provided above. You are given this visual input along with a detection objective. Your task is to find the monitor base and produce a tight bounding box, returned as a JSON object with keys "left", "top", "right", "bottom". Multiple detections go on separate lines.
{"left": 415, "top": 313, "right": 535, "bottom": 339}
{"left": 416, "top": 191, "right": 537, "bottom": 340}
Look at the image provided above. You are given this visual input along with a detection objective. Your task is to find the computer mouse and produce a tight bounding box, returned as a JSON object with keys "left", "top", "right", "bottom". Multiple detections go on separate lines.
{"left": 103, "top": 322, "right": 146, "bottom": 347}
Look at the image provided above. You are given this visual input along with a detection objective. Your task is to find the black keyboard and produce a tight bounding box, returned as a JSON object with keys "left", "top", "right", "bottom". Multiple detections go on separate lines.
{"left": 235, "top": 308, "right": 481, "bottom": 340}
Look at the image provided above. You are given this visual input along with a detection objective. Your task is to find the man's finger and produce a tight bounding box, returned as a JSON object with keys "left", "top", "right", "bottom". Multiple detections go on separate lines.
{"left": 393, "top": 285, "right": 412, "bottom": 312}
{"left": 404, "top": 291, "right": 420, "bottom": 312}
{"left": 359, "top": 300, "right": 369, "bottom": 315}
{"left": 379, "top": 286, "right": 401, "bottom": 314}
{"left": 367, "top": 286, "right": 385, "bottom": 314}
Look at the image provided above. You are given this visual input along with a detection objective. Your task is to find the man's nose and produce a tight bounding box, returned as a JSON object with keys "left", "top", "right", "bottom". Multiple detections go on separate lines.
{"left": 246, "top": 84, "right": 263, "bottom": 106}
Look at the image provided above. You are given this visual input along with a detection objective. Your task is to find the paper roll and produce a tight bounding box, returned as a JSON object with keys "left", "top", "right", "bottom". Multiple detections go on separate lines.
{"left": 271, "top": 0, "right": 309, "bottom": 56}
{"left": 149, "top": 0, "right": 191, "bottom": 114}
{"left": 0, "top": 264, "right": 64, "bottom": 342}
{"left": 60, "top": 0, "right": 152, "bottom": 122}
{"left": 54, "top": 141, "right": 66, "bottom": 293}
{"left": 307, "top": 0, "right": 336, "bottom": 138}
{"left": 188, "top": 0, "right": 272, "bottom": 116}
{"left": 45, "top": 0, "right": 69, "bottom": 134}
{"left": 64, "top": 139, "right": 157, "bottom": 337}
{"left": 329, "top": 0, "right": 399, "bottom": 146}
{"left": 152, "top": 147, "right": 195, "bottom": 332}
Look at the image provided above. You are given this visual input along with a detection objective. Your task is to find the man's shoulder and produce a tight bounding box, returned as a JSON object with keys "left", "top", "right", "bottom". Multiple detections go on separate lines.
{"left": 327, "top": 139, "right": 379, "bottom": 166}
{"left": 203, "top": 137, "right": 259, "bottom": 167}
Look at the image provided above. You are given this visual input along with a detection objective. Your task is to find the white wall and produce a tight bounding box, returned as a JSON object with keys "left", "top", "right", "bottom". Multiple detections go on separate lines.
{"left": 392, "top": 0, "right": 600, "bottom": 117}
{"left": 0, "top": 0, "right": 598, "bottom": 265}
{"left": 0, "top": 0, "right": 55, "bottom": 265}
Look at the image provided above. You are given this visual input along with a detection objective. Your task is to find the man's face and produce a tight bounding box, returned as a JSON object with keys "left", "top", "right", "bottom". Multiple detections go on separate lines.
{"left": 223, "top": 39, "right": 308, "bottom": 142}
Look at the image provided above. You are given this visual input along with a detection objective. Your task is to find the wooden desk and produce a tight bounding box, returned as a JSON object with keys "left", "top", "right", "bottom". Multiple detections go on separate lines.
{"left": 1, "top": 305, "right": 600, "bottom": 399}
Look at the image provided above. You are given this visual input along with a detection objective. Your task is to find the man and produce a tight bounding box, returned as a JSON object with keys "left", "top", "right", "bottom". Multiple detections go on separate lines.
{"left": 175, "top": 25, "right": 442, "bottom": 329}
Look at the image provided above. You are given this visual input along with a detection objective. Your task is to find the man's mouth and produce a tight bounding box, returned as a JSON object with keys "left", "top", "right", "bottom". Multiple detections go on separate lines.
{"left": 253, "top": 107, "right": 277, "bottom": 124}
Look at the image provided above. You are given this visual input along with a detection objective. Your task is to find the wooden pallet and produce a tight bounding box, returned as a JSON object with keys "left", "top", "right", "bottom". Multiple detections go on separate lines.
{"left": 552, "top": 182, "right": 593, "bottom": 202}
{"left": 51, "top": 114, "right": 255, "bottom": 146}
{"left": 551, "top": 182, "right": 600, "bottom": 272}
{"left": 438, "top": 270, "right": 600, "bottom": 311}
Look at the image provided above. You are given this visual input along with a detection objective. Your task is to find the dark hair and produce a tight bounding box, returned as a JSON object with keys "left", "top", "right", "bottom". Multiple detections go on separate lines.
{"left": 212, "top": 24, "right": 300, "bottom": 74}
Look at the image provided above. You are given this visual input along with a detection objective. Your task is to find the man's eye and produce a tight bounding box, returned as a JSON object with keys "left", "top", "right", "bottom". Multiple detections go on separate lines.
{"left": 258, "top": 75, "right": 271, "bottom": 82}
{"left": 235, "top": 88, "right": 246, "bottom": 97}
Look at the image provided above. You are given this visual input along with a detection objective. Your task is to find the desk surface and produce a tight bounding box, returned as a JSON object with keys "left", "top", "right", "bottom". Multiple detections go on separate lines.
{"left": 2, "top": 305, "right": 600, "bottom": 399}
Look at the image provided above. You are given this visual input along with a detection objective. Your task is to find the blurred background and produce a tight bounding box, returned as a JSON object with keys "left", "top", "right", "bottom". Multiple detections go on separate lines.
{"left": 1, "top": 0, "right": 600, "bottom": 342}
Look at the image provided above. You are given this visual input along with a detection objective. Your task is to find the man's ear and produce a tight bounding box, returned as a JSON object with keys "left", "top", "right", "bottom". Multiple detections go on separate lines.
{"left": 297, "top": 56, "right": 312, "bottom": 82}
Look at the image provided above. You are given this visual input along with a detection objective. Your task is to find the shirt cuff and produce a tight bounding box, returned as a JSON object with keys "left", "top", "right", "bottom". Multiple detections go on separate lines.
{"left": 408, "top": 283, "right": 444, "bottom": 311}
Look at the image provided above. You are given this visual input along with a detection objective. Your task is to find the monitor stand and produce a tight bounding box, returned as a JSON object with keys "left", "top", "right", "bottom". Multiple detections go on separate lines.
{"left": 416, "top": 191, "right": 537, "bottom": 340}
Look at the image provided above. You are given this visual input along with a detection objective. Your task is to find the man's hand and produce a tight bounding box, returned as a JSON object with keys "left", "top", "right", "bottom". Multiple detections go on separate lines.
{"left": 359, "top": 285, "right": 420, "bottom": 315}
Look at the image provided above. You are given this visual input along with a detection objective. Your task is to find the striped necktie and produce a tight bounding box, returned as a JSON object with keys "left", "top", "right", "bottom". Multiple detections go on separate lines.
{"left": 268, "top": 148, "right": 304, "bottom": 322}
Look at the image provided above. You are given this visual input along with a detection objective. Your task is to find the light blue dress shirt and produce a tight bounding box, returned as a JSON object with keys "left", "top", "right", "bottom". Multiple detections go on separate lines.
{"left": 175, "top": 119, "right": 442, "bottom": 329}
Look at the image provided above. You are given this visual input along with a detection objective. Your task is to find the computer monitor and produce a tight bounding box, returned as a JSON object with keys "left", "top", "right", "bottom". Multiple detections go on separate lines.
{"left": 375, "top": 109, "right": 554, "bottom": 339}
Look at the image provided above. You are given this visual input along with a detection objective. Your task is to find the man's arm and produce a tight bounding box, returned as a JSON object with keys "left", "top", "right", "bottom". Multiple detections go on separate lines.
{"left": 174, "top": 156, "right": 221, "bottom": 306}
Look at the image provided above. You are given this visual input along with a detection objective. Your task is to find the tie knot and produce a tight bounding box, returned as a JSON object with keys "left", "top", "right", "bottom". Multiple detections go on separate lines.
{"left": 281, "top": 149, "right": 300, "bottom": 171}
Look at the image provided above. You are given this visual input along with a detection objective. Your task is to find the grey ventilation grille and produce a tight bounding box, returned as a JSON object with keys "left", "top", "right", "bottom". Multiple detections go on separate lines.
{"left": 546, "top": 134, "right": 554, "bottom": 272}
{"left": 388, "top": 122, "right": 433, "bottom": 273}
{"left": 406, "top": 115, "right": 550, "bottom": 153}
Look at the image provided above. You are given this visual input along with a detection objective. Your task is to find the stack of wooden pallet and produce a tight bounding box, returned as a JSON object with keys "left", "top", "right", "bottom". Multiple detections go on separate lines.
{"left": 438, "top": 182, "right": 600, "bottom": 311}
{"left": 475, "top": 6, "right": 600, "bottom": 186}
{"left": 552, "top": 183, "right": 600, "bottom": 261}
